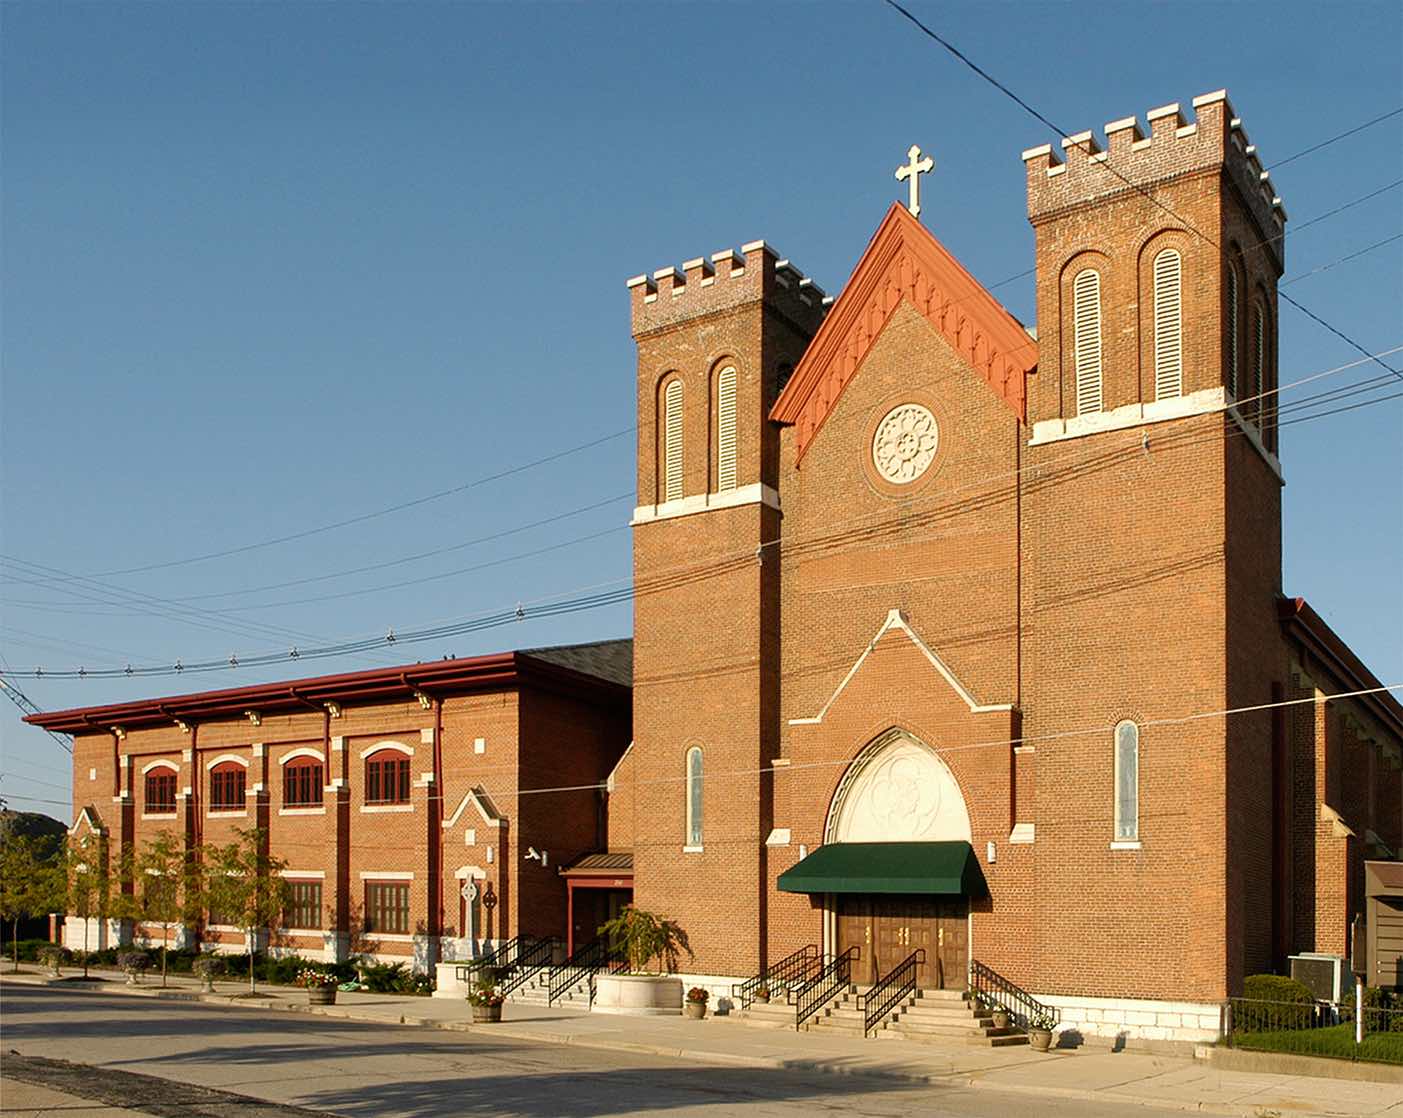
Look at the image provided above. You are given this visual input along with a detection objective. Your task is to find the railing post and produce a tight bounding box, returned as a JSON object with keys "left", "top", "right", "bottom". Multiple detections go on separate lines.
{"left": 1223, "top": 999, "right": 1233, "bottom": 1046}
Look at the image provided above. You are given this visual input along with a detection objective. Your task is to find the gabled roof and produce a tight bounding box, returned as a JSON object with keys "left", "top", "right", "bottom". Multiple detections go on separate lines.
{"left": 771, "top": 203, "right": 1036, "bottom": 464}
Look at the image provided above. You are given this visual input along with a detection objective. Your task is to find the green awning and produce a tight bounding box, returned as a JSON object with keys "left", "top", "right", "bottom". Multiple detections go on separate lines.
{"left": 777, "top": 841, "right": 987, "bottom": 896}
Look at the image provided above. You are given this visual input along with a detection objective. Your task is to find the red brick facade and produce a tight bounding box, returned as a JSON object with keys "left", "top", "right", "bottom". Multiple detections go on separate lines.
{"left": 624, "top": 89, "right": 1403, "bottom": 1024}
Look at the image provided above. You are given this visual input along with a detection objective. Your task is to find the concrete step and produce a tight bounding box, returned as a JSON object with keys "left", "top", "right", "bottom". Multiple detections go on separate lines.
{"left": 886, "top": 1026, "right": 1029, "bottom": 1048}
{"left": 900, "top": 1004, "right": 993, "bottom": 1023}
{"left": 739, "top": 1002, "right": 797, "bottom": 1029}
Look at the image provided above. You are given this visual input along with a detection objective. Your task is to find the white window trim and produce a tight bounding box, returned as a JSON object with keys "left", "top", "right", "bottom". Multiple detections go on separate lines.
{"left": 279, "top": 806, "right": 326, "bottom": 816}
{"left": 663, "top": 379, "right": 684, "bottom": 503}
{"left": 359, "top": 741, "right": 414, "bottom": 760}
{"left": 361, "top": 804, "right": 413, "bottom": 814}
{"left": 279, "top": 870, "right": 326, "bottom": 879}
{"left": 278, "top": 748, "right": 326, "bottom": 766}
{"left": 205, "top": 753, "right": 250, "bottom": 770}
{"left": 1072, "top": 269, "right": 1103, "bottom": 416}
{"left": 140, "top": 812, "right": 179, "bottom": 821}
{"left": 1110, "top": 841, "right": 1143, "bottom": 851}
{"left": 685, "top": 746, "right": 703, "bottom": 849}
{"left": 716, "top": 366, "right": 738, "bottom": 493}
{"left": 359, "top": 871, "right": 414, "bottom": 880}
{"left": 1152, "top": 248, "right": 1183, "bottom": 401}
{"left": 207, "top": 809, "right": 248, "bottom": 819}
{"left": 682, "top": 845, "right": 704, "bottom": 854}
{"left": 140, "top": 759, "right": 179, "bottom": 775}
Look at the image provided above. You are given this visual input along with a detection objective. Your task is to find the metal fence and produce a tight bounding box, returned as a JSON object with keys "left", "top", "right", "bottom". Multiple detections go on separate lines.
{"left": 1224, "top": 997, "right": 1403, "bottom": 1065}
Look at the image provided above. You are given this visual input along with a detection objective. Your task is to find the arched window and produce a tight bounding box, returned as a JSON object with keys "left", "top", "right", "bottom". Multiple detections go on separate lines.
{"left": 1114, "top": 721, "right": 1139, "bottom": 842}
{"left": 283, "top": 759, "right": 323, "bottom": 808}
{"left": 685, "top": 746, "right": 703, "bottom": 847}
{"left": 209, "top": 762, "right": 246, "bottom": 811}
{"left": 365, "top": 749, "right": 410, "bottom": 805}
{"left": 1225, "top": 264, "right": 1240, "bottom": 397}
{"left": 144, "top": 768, "right": 177, "bottom": 814}
{"left": 663, "top": 379, "right": 684, "bottom": 502}
{"left": 1072, "top": 269, "right": 1103, "bottom": 415}
{"left": 716, "top": 366, "right": 737, "bottom": 493}
{"left": 1152, "top": 249, "right": 1183, "bottom": 401}
{"left": 1251, "top": 303, "right": 1266, "bottom": 428}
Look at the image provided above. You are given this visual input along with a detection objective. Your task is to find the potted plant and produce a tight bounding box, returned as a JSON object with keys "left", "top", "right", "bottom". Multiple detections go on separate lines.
{"left": 193, "top": 956, "right": 219, "bottom": 994}
{"left": 593, "top": 907, "right": 692, "bottom": 1016}
{"left": 117, "top": 950, "right": 149, "bottom": 985}
{"left": 37, "top": 945, "right": 64, "bottom": 978}
{"left": 990, "top": 1003, "right": 1010, "bottom": 1030}
{"left": 754, "top": 984, "right": 770, "bottom": 1005}
{"left": 467, "top": 972, "right": 504, "bottom": 1023}
{"left": 296, "top": 965, "right": 340, "bottom": 1005}
{"left": 1028, "top": 1007, "right": 1055, "bottom": 1051}
{"left": 685, "top": 986, "right": 709, "bottom": 1020}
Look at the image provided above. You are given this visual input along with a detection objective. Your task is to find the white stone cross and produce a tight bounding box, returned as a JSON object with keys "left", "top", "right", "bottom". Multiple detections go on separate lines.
{"left": 895, "top": 144, "right": 935, "bottom": 218}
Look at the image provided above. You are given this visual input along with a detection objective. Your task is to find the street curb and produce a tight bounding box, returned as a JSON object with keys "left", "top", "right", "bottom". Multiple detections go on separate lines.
{"left": 2, "top": 974, "right": 1377, "bottom": 1118}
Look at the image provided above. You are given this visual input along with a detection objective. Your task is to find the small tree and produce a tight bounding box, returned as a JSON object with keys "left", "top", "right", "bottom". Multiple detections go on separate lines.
{"left": 64, "top": 832, "right": 110, "bottom": 979}
{"left": 204, "top": 828, "right": 290, "bottom": 994}
{"left": 597, "top": 906, "right": 691, "bottom": 975}
{"left": 111, "top": 831, "right": 191, "bottom": 987}
{"left": 0, "top": 832, "right": 63, "bottom": 970}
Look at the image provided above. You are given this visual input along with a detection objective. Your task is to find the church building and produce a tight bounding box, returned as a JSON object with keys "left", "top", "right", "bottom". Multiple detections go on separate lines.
{"left": 32, "top": 88, "right": 1403, "bottom": 1047}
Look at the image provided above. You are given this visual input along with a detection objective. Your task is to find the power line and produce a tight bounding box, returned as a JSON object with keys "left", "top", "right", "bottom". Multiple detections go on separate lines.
{"left": 0, "top": 676, "right": 73, "bottom": 753}
{"left": 879, "top": 0, "right": 1402, "bottom": 382}
{"left": 9, "top": 426, "right": 635, "bottom": 587}
{"left": 5, "top": 361, "right": 1398, "bottom": 685}
{"left": 1282, "top": 233, "right": 1403, "bottom": 286}
{"left": 1266, "top": 106, "right": 1403, "bottom": 170}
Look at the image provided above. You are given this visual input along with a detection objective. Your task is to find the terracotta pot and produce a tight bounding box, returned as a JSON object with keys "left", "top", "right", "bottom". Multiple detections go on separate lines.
{"left": 685, "top": 1000, "right": 706, "bottom": 1019}
{"left": 1029, "top": 1027, "right": 1053, "bottom": 1052}
{"left": 472, "top": 1003, "right": 502, "bottom": 1023}
{"left": 307, "top": 986, "right": 337, "bottom": 1005}
{"left": 754, "top": 993, "right": 769, "bottom": 1004}
{"left": 991, "top": 1009, "right": 1010, "bottom": 1029}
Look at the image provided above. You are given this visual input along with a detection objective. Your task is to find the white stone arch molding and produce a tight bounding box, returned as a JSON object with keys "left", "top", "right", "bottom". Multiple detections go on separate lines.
{"left": 204, "top": 753, "right": 250, "bottom": 770}
{"left": 824, "top": 726, "right": 972, "bottom": 845}
{"left": 359, "top": 740, "right": 414, "bottom": 759}
{"left": 140, "top": 759, "right": 179, "bottom": 775}
{"left": 278, "top": 747, "right": 326, "bottom": 766}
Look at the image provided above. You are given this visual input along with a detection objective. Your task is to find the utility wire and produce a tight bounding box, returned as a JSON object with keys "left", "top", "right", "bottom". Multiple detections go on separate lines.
{"left": 1267, "top": 106, "right": 1403, "bottom": 170}
{"left": 1282, "top": 233, "right": 1403, "bottom": 286}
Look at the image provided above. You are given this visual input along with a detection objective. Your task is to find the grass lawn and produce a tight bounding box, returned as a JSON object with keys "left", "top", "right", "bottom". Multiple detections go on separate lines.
{"left": 1231, "top": 1022, "right": 1403, "bottom": 1065}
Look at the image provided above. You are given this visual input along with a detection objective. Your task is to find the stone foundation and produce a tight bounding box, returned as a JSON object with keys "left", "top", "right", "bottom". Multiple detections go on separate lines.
{"left": 1035, "top": 992, "right": 1224, "bottom": 1045}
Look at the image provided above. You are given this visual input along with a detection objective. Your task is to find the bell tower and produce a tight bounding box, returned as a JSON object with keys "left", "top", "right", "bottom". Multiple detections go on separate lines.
{"left": 625, "top": 244, "right": 825, "bottom": 976}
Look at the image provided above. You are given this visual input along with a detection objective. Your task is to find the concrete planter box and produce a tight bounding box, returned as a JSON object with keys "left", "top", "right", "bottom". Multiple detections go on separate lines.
{"left": 593, "top": 974, "right": 683, "bottom": 1016}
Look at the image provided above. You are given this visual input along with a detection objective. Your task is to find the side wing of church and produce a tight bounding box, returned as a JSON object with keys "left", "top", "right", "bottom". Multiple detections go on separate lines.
{"left": 616, "top": 89, "right": 1403, "bottom": 1043}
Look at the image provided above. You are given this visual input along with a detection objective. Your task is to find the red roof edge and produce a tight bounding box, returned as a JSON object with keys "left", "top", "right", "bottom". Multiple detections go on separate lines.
{"left": 24, "top": 649, "right": 627, "bottom": 735}
{"left": 1279, "top": 596, "right": 1403, "bottom": 734}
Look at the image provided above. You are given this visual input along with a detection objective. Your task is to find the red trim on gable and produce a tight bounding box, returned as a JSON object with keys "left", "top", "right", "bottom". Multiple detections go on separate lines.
{"left": 771, "top": 203, "right": 1036, "bottom": 464}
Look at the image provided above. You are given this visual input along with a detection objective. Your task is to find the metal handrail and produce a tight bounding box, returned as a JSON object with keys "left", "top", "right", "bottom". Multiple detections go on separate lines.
{"left": 547, "top": 936, "right": 624, "bottom": 1006}
{"left": 858, "top": 949, "right": 925, "bottom": 1037}
{"left": 731, "top": 944, "right": 821, "bottom": 1010}
{"left": 968, "top": 959, "right": 1060, "bottom": 1031}
{"left": 498, "top": 936, "right": 560, "bottom": 997}
{"left": 455, "top": 935, "right": 528, "bottom": 985}
{"left": 792, "top": 947, "right": 860, "bottom": 1031}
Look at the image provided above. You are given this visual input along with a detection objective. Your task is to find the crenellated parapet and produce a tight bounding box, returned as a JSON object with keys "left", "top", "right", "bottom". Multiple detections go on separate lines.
{"left": 1021, "top": 89, "right": 1286, "bottom": 272}
{"left": 626, "top": 241, "right": 828, "bottom": 339}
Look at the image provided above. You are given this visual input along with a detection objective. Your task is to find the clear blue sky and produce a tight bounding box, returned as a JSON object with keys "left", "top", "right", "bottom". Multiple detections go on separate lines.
{"left": 3, "top": 1, "right": 1401, "bottom": 817}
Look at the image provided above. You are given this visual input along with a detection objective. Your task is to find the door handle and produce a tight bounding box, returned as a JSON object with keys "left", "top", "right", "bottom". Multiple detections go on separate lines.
{"left": 938, "top": 926, "right": 945, "bottom": 947}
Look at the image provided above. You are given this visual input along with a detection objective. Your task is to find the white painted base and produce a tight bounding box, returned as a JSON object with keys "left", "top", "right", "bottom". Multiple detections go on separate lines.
{"left": 1034, "top": 991, "right": 1224, "bottom": 1045}
{"left": 593, "top": 974, "right": 683, "bottom": 1016}
{"left": 672, "top": 972, "right": 747, "bottom": 1016}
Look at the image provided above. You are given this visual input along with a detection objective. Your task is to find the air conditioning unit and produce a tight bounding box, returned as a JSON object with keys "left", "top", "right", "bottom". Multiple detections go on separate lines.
{"left": 1289, "top": 953, "right": 1347, "bottom": 1003}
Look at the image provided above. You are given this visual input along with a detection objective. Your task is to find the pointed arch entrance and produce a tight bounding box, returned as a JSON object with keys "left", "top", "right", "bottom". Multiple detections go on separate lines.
{"left": 824, "top": 729, "right": 974, "bottom": 990}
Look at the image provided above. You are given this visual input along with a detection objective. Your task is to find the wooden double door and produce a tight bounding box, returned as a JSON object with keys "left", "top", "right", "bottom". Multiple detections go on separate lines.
{"left": 836, "top": 895, "right": 968, "bottom": 990}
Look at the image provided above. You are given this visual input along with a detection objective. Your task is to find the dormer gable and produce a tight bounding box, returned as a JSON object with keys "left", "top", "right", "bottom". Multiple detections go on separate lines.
{"left": 771, "top": 203, "right": 1035, "bottom": 464}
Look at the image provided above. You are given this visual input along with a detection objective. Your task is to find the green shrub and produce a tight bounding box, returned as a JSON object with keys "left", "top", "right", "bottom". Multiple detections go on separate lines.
{"left": 1237, "top": 974, "right": 1317, "bottom": 1032}
{"left": 358, "top": 961, "right": 411, "bottom": 993}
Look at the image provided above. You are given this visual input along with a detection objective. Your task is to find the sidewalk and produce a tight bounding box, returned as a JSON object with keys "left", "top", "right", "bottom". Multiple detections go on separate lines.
{"left": 5, "top": 968, "right": 1401, "bottom": 1117}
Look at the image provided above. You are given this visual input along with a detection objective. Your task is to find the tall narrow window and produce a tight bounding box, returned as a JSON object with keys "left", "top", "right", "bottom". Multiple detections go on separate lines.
{"left": 283, "top": 760, "right": 323, "bottom": 808}
{"left": 285, "top": 881, "right": 323, "bottom": 930}
{"left": 365, "top": 882, "right": 410, "bottom": 934}
{"left": 685, "top": 746, "right": 703, "bottom": 848}
{"left": 1072, "top": 269, "right": 1103, "bottom": 415}
{"left": 663, "top": 380, "right": 684, "bottom": 502}
{"left": 1114, "top": 721, "right": 1139, "bottom": 842}
{"left": 1152, "top": 249, "right": 1183, "bottom": 401}
{"left": 144, "top": 769, "right": 177, "bottom": 814}
{"left": 1251, "top": 305, "right": 1265, "bottom": 427}
{"left": 1226, "top": 266, "right": 1240, "bottom": 397}
{"left": 365, "top": 750, "right": 411, "bottom": 805}
{"left": 716, "top": 367, "right": 737, "bottom": 492}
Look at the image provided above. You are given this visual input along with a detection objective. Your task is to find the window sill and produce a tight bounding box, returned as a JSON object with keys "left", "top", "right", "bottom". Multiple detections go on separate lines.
{"left": 141, "top": 811, "right": 178, "bottom": 821}
{"left": 208, "top": 810, "right": 247, "bottom": 818}
{"left": 361, "top": 804, "right": 413, "bottom": 813}
{"left": 682, "top": 845, "right": 704, "bottom": 854}
{"left": 282, "top": 927, "right": 324, "bottom": 935}
{"left": 367, "top": 932, "right": 415, "bottom": 942}
{"left": 279, "top": 806, "right": 326, "bottom": 816}
{"left": 1109, "top": 840, "right": 1142, "bottom": 850}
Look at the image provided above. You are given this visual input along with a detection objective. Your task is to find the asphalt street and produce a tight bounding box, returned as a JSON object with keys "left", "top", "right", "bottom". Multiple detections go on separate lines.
{"left": 0, "top": 984, "right": 1194, "bottom": 1117}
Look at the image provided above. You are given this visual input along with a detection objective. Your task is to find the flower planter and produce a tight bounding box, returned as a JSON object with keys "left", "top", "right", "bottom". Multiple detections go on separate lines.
{"left": 685, "top": 1001, "right": 706, "bottom": 1020}
{"left": 593, "top": 974, "right": 683, "bottom": 1016}
{"left": 754, "top": 993, "right": 769, "bottom": 1004}
{"left": 307, "top": 987, "right": 337, "bottom": 1006}
{"left": 1029, "top": 1027, "right": 1053, "bottom": 1052}
{"left": 472, "top": 1003, "right": 502, "bottom": 1023}
{"left": 991, "top": 1009, "right": 1010, "bottom": 1030}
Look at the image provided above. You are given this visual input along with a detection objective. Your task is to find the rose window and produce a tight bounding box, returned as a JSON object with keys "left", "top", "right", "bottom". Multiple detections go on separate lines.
{"left": 872, "top": 404, "right": 939, "bottom": 484}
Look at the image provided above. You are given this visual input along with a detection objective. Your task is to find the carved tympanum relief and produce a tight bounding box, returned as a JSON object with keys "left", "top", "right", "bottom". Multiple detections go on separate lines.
{"left": 828, "top": 732, "right": 971, "bottom": 843}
